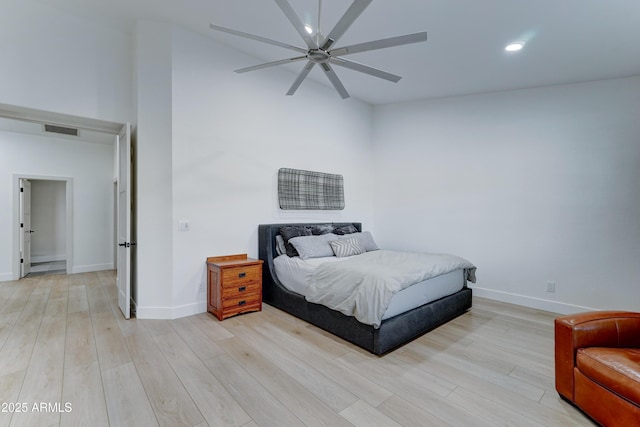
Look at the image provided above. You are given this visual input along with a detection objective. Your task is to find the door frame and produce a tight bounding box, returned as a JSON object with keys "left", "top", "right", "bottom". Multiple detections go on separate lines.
{"left": 12, "top": 174, "right": 73, "bottom": 280}
{"left": 19, "top": 178, "right": 32, "bottom": 278}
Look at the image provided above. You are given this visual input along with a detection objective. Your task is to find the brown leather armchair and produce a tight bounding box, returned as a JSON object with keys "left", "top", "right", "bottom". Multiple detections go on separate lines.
{"left": 555, "top": 311, "right": 640, "bottom": 426}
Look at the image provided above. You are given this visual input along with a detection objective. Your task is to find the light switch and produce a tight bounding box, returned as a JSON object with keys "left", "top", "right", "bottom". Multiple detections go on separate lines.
{"left": 178, "top": 220, "right": 190, "bottom": 231}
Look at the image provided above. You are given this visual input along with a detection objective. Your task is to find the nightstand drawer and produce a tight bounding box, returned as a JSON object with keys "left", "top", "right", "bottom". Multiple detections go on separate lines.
{"left": 221, "top": 280, "right": 261, "bottom": 296}
{"left": 222, "top": 266, "right": 261, "bottom": 285}
{"left": 221, "top": 292, "right": 261, "bottom": 309}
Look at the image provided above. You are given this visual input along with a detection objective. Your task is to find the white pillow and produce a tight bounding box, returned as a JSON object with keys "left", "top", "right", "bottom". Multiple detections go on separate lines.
{"left": 338, "top": 231, "right": 379, "bottom": 252}
{"left": 330, "top": 237, "right": 365, "bottom": 258}
{"left": 288, "top": 233, "right": 338, "bottom": 260}
{"left": 275, "top": 235, "right": 287, "bottom": 256}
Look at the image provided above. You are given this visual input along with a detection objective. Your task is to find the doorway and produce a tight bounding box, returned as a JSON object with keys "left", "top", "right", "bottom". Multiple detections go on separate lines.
{"left": 26, "top": 179, "right": 68, "bottom": 277}
{"left": 13, "top": 175, "right": 73, "bottom": 279}
{"left": 2, "top": 104, "right": 133, "bottom": 319}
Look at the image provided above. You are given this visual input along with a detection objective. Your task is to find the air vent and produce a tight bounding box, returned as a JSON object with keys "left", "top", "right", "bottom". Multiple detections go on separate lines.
{"left": 43, "top": 124, "right": 79, "bottom": 136}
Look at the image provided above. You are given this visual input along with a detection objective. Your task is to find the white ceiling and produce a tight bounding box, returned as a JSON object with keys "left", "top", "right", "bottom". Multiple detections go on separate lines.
{"left": 32, "top": 0, "right": 640, "bottom": 104}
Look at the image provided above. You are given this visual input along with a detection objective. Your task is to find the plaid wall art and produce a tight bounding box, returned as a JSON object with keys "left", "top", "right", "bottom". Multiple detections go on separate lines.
{"left": 278, "top": 168, "right": 345, "bottom": 210}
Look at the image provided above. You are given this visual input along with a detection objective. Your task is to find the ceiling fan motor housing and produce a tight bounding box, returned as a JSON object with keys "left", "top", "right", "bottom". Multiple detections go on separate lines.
{"left": 307, "top": 49, "right": 331, "bottom": 63}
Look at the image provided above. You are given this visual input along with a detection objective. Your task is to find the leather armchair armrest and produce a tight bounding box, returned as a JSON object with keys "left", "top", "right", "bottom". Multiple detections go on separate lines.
{"left": 555, "top": 311, "right": 640, "bottom": 400}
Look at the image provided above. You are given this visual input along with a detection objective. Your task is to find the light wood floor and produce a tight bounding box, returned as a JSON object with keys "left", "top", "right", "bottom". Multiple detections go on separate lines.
{"left": 0, "top": 271, "right": 596, "bottom": 427}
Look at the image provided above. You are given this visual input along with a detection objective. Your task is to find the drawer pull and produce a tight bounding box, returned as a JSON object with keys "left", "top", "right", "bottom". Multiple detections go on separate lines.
{"left": 238, "top": 286, "right": 246, "bottom": 292}
{"left": 238, "top": 272, "right": 246, "bottom": 278}
{"left": 238, "top": 300, "right": 246, "bottom": 306}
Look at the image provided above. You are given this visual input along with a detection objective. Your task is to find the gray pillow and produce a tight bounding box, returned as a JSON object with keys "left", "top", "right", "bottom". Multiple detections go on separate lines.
{"left": 338, "top": 231, "right": 378, "bottom": 252}
{"left": 280, "top": 226, "right": 313, "bottom": 257}
{"left": 334, "top": 224, "right": 358, "bottom": 235}
{"left": 310, "top": 224, "right": 335, "bottom": 235}
{"left": 288, "top": 233, "right": 338, "bottom": 259}
{"left": 330, "top": 237, "right": 365, "bottom": 258}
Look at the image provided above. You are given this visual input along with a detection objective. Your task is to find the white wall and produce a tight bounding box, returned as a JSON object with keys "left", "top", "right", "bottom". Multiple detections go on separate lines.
{"left": 372, "top": 76, "right": 640, "bottom": 314}
{"left": 31, "top": 180, "right": 66, "bottom": 262}
{"left": 0, "top": 0, "right": 133, "bottom": 123}
{"left": 133, "top": 21, "right": 174, "bottom": 317}
{"left": 132, "top": 24, "right": 374, "bottom": 318}
{"left": 0, "top": 132, "right": 115, "bottom": 280}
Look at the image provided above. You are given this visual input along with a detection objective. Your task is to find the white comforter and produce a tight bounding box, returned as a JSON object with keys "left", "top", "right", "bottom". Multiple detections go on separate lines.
{"left": 305, "top": 250, "right": 476, "bottom": 328}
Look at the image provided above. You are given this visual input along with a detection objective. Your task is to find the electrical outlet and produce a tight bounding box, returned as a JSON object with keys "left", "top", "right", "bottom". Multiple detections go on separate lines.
{"left": 178, "top": 220, "right": 190, "bottom": 231}
{"left": 546, "top": 281, "right": 556, "bottom": 293}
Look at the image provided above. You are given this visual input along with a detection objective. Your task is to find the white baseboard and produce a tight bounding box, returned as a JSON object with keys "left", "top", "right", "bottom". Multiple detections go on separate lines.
{"left": 134, "top": 306, "right": 173, "bottom": 319}
{"left": 135, "top": 301, "right": 207, "bottom": 319}
{"left": 172, "top": 301, "right": 208, "bottom": 319}
{"left": 470, "top": 286, "right": 596, "bottom": 315}
{"left": 72, "top": 263, "right": 114, "bottom": 274}
{"left": 0, "top": 272, "right": 14, "bottom": 282}
{"left": 32, "top": 254, "right": 66, "bottom": 263}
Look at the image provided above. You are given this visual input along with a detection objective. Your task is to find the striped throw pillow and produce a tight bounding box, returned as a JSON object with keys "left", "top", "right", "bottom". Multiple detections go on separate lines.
{"left": 330, "top": 237, "right": 365, "bottom": 258}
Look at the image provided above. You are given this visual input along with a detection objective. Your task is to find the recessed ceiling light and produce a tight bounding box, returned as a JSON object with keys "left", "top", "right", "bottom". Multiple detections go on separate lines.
{"left": 304, "top": 25, "right": 313, "bottom": 34}
{"left": 505, "top": 42, "right": 525, "bottom": 52}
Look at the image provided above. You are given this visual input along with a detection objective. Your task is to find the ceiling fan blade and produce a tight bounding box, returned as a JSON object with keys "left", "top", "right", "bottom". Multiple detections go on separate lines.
{"left": 273, "top": 0, "right": 318, "bottom": 49}
{"left": 287, "top": 61, "right": 316, "bottom": 96}
{"left": 320, "top": 63, "right": 350, "bottom": 99}
{"left": 330, "top": 32, "right": 428, "bottom": 57}
{"left": 329, "top": 57, "right": 401, "bottom": 83}
{"left": 209, "top": 23, "right": 307, "bottom": 54}
{"left": 321, "top": 0, "right": 372, "bottom": 50}
{"left": 235, "top": 56, "right": 307, "bottom": 73}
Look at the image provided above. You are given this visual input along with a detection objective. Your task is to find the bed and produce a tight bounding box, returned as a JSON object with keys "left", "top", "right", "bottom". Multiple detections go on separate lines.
{"left": 258, "top": 222, "right": 474, "bottom": 355}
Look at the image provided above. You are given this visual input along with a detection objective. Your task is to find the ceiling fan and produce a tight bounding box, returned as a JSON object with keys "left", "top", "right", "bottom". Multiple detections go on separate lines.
{"left": 210, "top": 0, "right": 427, "bottom": 99}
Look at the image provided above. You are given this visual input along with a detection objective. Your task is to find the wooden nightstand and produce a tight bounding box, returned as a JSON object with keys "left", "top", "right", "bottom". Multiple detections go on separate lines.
{"left": 206, "top": 254, "right": 263, "bottom": 321}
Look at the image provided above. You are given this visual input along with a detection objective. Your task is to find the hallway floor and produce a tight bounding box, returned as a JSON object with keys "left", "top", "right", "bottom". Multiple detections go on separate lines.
{"left": 26, "top": 260, "right": 66, "bottom": 277}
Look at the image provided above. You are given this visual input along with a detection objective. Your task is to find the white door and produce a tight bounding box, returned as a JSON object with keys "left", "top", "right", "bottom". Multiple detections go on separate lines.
{"left": 20, "top": 179, "right": 32, "bottom": 278}
{"left": 117, "top": 123, "right": 132, "bottom": 319}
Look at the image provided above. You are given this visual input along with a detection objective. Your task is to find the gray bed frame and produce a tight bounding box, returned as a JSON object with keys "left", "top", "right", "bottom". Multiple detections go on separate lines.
{"left": 258, "top": 222, "right": 473, "bottom": 355}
